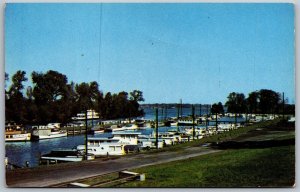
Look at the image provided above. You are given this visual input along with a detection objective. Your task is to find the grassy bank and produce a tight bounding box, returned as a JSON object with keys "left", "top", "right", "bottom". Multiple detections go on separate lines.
{"left": 115, "top": 119, "right": 295, "bottom": 187}
{"left": 142, "top": 119, "right": 284, "bottom": 153}
{"left": 118, "top": 145, "right": 295, "bottom": 187}
{"left": 49, "top": 119, "right": 294, "bottom": 188}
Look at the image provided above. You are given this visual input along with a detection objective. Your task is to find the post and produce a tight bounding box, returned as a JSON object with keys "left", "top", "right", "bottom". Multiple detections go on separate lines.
{"left": 164, "top": 105, "right": 167, "bottom": 120}
{"left": 180, "top": 99, "right": 183, "bottom": 118}
{"left": 235, "top": 113, "right": 237, "bottom": 129}
{"left": 206, "top": 104, "right": 209, "bottom": 116}
{"left": 92, "top": 109, "right": 94, "bottom": 128}
{"left": 85, "top": 110, "right": 88, "bottom": 160}
{"left": 192, "top": 105, "right": 195, "bottom": 140}
{"left": 199, "top": 104, "right": 202, "bottom": 116}
{"left": 155, "top": 108, "right": 158, "bottom": 150}
{"left": 215, "top": 112, "right": 218, "bottom": 133}
{"left": 282, "top": 92, "right": 285, "bottom": 120}
{"left": 206, "top": 117, "right": 208, "bottom": 132}
{"left": 177, "top": 103, "right": 180, "bottom": 119}
{"left": 245, "top": 112, "right": 248, "bottom": 125}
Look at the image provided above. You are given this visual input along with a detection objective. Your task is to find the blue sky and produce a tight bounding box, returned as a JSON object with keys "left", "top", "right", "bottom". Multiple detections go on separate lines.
{"left": 5, "top": 3, "right": 295, "bottom": 104}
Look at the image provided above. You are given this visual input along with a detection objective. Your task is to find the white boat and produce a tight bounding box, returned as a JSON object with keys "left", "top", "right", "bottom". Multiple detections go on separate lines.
{"left": 112, "top": 131, "right": 141, "bottom": 145}
{"left": 5, "top": 124, "right": 31, "bottom": 142}
{"left": 72, "top": 109, "right": 99, "bottom": 120}
{"left": 138, "top": 138, "right": 164, "bottom": 149}
{"left": 170, "top": 121, "right": 178, "bottom": 126}
{"left": 288, "top": 117, "right": 295, "bottom": 122}
{"left": 40, "top": 149, "right": 95, "bottom": 164}
{"left": 178, "top": 119, "right": 196, "bottom": 126}
{"left": 77, "top": 138, "right": 126, "bottom": 156}
{"left": 77, "top": 131, "right": 141, "bottom": 156}
{"left": 31, "top": 123, "right": 67, "bottom": 140}
{"left": 158, "top": 132, "right": 182, "bottom": 144}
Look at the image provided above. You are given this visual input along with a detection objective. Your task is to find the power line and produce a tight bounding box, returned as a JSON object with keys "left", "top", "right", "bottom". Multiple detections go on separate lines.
{"left": 97, "top": 3, "right": 103, "bottom": 84}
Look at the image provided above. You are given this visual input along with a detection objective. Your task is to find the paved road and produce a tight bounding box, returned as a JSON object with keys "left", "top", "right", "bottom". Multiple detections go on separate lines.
{"left": 6, "top": 147, "right": 220, "bottom": 187}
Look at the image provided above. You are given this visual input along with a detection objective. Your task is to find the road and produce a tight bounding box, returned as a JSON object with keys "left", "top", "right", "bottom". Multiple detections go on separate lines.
{"left": 6, "top": 146, "right": 220, "bottom": 187}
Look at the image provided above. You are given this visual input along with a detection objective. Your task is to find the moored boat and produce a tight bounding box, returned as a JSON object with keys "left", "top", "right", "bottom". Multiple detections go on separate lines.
{"left": 5, "top": 124, "right": 31, "bottom": 142}
{"left": 77, "top": 138, "right": 126, "bottom": 156}
{"left": 31, "top": 123, "right": 67, "bottom": 140}
{"left": 71, "top": 109, "right": 99, "bottom": 120}
{"left": 40, "top": 148, "right": 95, "bottom": 164}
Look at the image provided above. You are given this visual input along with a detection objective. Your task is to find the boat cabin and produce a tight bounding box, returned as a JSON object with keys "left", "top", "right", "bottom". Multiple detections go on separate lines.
{"left": 112, "top": 131, "right": 141, "bottom": 145}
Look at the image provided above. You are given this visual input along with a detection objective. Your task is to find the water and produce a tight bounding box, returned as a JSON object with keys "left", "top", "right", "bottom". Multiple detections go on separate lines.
{"left": 143, "top": 106, "right": 211, "bottom": 120}
{"left": 5, "top": 135, "right": 85, "bottom": 168}
{"left": 5, "top": 107, "right": 245, "bottom": 168}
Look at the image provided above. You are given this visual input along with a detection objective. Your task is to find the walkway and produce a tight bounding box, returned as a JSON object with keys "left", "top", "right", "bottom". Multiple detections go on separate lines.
{"left": 6, "top": 147, "right": 220, "bottom": 187}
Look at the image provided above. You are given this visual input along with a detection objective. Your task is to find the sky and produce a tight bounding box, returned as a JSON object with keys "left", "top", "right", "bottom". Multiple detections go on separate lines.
{"left": 5, "top": 3, "right": 295, "bottom": 104}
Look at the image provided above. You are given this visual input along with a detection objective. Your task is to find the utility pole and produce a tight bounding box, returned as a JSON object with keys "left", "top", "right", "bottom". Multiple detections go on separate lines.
{"left": 85, "top": 109, "right": 88, "bottom": 160}
{"left": 164, "top": 105, "right": 167, "bottom": 120}
{"left": 155, "top": 108, "right": 158, "bottom": 150}
{"left": 180, "top": 99, "right": 183, "bottom": 118}
{"left": 215, "top": 112, "right": 218, "bottom": 133}
{"left": 192, "top": 105, "right": 195, "bottom": 140}
{"left": 282, "top": 92, "right": 285, "bottom": 120}
{"left": 177, "top": 103, "right": 180, "bottom": 119}
{"left": 207, "top": 104, "right": 209, "bottom": 117}
{"left": 199, "top": 104, "right": 202, "bottom": 117}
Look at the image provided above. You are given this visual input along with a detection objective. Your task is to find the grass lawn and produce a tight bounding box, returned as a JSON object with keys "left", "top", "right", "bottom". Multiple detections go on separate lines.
{"left": 56, "top": 119, "right": 294, "bottom": 188}
{"left": 118, "top": 145, "right": 295, "bottom": 187}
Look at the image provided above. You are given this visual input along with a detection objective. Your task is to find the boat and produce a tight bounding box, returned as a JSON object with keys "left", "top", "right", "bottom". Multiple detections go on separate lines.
{"left": 77, "top": 138, "right": 126, "bottom": 156}
{"left": 177, "top": 119, "right": 198, "bottom": 126}
{"left": 40, "top": 148, "right": 95, "bottom": 164}
{"left": 89, "top": 126, "right": 105, "bottom": 135}
{"left": 77, "top": 131, "right": 142, "bottom": 156}
{"left": 5, "top": 124, "right": 31, "bottom": 142}
{"left": 31, "top": 123, "right": 67, "bottom": 140}
{"left": 137, "top": 137, "right": 164, "bottom": 149}
{"left": 134, "top": 118, "right": 146, "bottom": 127}
{"left": 72, "top": 109, "right": 99, "bottom": 120}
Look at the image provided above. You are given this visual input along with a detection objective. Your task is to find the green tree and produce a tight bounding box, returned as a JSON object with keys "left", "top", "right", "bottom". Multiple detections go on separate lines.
{"left": 6, "top": 70, "right": 28, "bottom": 123}
{"left": 258, "top": 89, "right": 280, "bottom": 114}
{"left": 247, "top": 91, "right": 259, "bottom": 114}
{"left": 75, "top": 81, "right": 101, "bottom": 113}
{"left": 225, "top": 92, "right": 247, "bottom": 114}
{"left": 211, "top": 102, "right": 224, "bottom": 115}
{"left": 130, "top": 90, "right": 145, "bottom": 102}
{"left": 31, "top": 70, "right": 71, "bottom": 123}
{"left": 129, "top": 90, "right": 145, "bottom": 117}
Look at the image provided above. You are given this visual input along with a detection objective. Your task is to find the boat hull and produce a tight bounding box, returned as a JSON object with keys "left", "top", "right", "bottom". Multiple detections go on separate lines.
{"left": 5, "top": 133, "right": 31, "bottom": 142}
{"left": 38, "top": 132, "right": 68, "bottom": 140}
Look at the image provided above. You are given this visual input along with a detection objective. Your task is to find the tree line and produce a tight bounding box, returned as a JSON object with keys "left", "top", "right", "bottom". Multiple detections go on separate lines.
{"left": 211, "top": 89, "right": 294, "bottom": 115}
{"left": 5, "top": 70, "right": 145, "bottom": 125}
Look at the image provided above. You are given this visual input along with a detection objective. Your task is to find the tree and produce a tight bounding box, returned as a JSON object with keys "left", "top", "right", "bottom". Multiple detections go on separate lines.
{"left": 258, "top": 89, "right": 280, "bottom": 114}
{"left": 75, "top": 81, "right": 101, "bottom": 113}
{"left": 225, "top": 92, "right": 247, "bottom": 114}
{"left": 32, "top": 70, "right": 68, "bottom": 104}
{"left": 6, "top": 70, "right": 28, "bottom": 123}
{"left": 31, "top": 70, "right": 71, "bottom": 123}
{"left": 130, "top": 90, "right": 145, "bottom": 102}
{"left": 211, "top": 102, "right": 224, "bottom": 114}
{"left": 129, "top": 90, "right": 145, "bottom": 117}
{"left": 247, "top": 91, "right": 259, "bottom": 114}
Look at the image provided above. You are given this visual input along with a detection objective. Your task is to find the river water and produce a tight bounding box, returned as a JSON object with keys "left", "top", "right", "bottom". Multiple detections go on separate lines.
{"left": 5, "top": 107, "right": 245, "bottom": 168}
